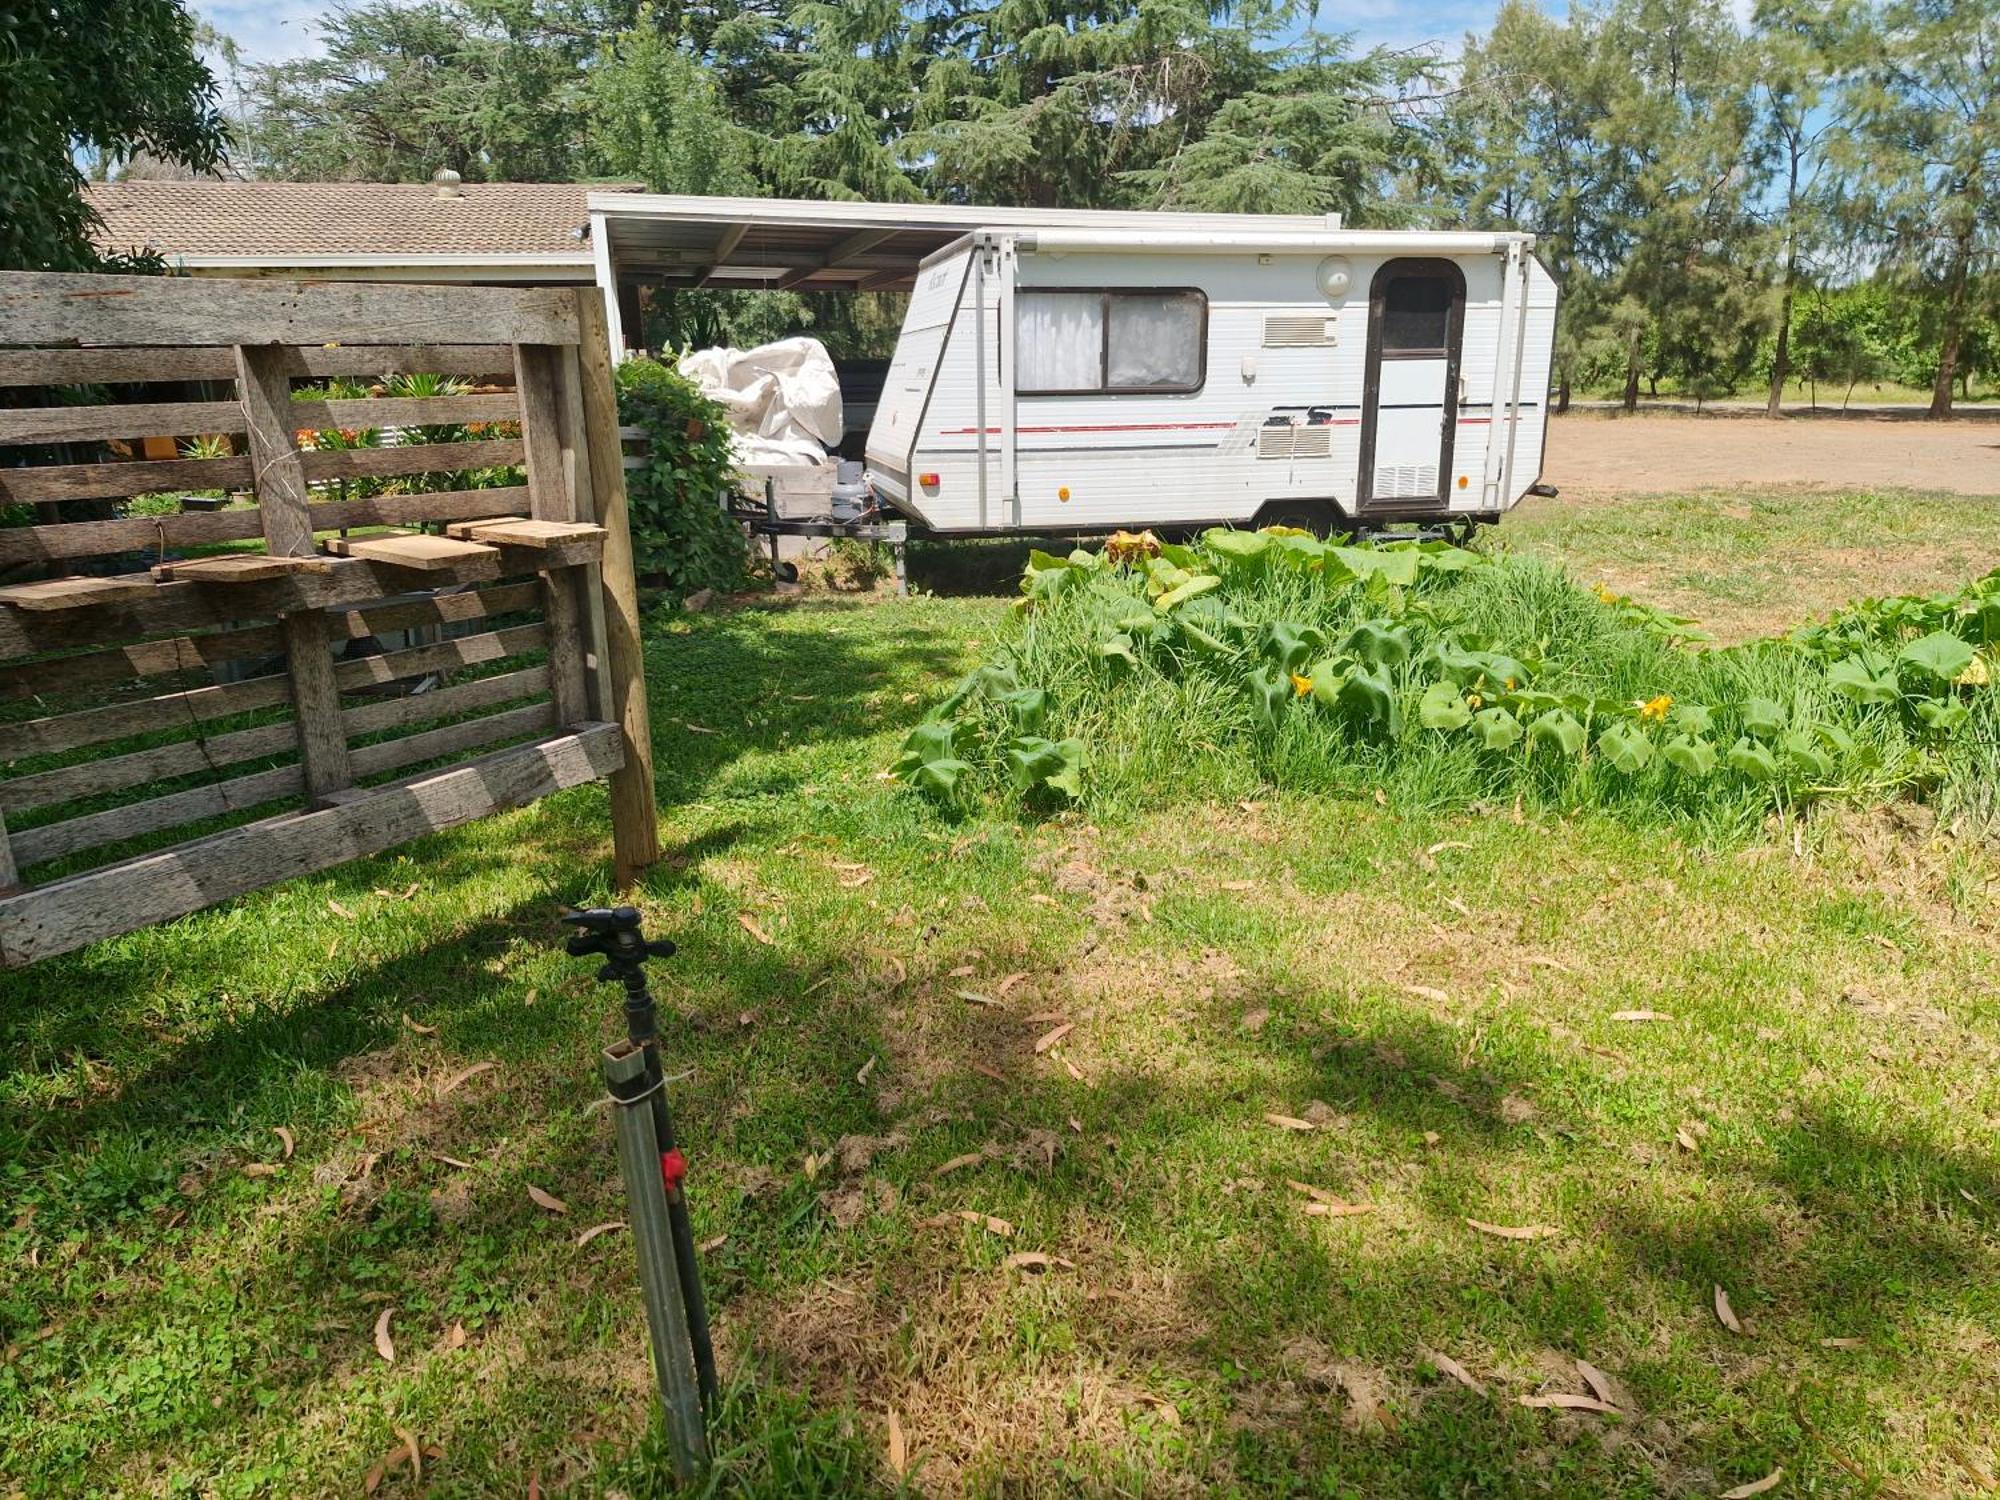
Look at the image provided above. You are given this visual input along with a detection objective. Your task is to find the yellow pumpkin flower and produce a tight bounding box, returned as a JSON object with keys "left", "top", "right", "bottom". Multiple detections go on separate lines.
{"left": 1638, "top": 694, "right": 1672, "bottom": 721}
{"left": 1467, "top": 692, "right": 1483, "bottom": 709}
{"left": 1290, "top": 672, "right": 1313, "bottom": 697}
{"left": 1594, "top": 583, "right": 1618, "bottom": 604}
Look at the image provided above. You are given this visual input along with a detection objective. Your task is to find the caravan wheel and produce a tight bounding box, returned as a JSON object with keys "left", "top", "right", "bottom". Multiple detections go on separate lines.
{"left": 1249, "top": 499, "right": 1340, "bottom": 538}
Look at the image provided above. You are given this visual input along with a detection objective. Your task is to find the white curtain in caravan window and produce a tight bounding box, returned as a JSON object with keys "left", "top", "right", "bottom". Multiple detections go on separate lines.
{"left": 1107, "top": 292, "right": 1202, "bottom": 389}
{"left": 1017, "top": 292, "right": 1103, "bottom": 391}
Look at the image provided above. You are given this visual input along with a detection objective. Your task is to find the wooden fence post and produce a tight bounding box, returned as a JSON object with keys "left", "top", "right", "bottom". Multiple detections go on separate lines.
{"left": 235, "top": 343, "right": 354, "bottom": 806}
{"left": 513, "top": 343, "right": 592, "bottom": 728}
{"left": 573, "top": 297, "right": 661, "bottom": 887}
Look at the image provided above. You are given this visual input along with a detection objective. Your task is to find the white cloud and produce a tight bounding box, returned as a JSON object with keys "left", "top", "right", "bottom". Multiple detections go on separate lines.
{"left": 191, "top": 0, "right": 328, "bottom": 65}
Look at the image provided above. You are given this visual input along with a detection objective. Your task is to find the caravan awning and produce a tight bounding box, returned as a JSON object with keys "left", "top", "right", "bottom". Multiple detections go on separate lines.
{"left": 586, "top": 193, "right": 1342, "bottom": 294}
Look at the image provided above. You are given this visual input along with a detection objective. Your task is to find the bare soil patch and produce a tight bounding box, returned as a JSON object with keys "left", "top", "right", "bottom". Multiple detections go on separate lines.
{"left": 1545, "top": 412, "right": 2000, "bottom": 497}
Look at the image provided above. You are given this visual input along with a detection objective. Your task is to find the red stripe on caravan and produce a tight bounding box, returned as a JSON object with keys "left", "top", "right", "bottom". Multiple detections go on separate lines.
{"left": 936, "top": 421, "right": 1241, "bottom": 436}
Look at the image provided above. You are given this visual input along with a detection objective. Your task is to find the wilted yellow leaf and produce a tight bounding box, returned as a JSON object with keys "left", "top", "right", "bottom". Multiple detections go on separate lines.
{"left": 241, "top": 1162, "right": 280, "bottom": 1179}
{"left": 856, "top": 1055, "right": 877, "bottom": 1085}
{"left": 328, "top": 899, "right": 357, "bottom": 920}
{"left": 886, "top": 1408, "right": 907, "bottom": 1476}
{"left": 1265, "top": 1113, "right": 1316, "bottom": 1132}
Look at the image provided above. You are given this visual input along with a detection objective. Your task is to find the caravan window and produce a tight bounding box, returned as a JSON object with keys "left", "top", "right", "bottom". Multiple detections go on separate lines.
{"left": 1016, "top": 289, "right": 1206, "bottom": 394}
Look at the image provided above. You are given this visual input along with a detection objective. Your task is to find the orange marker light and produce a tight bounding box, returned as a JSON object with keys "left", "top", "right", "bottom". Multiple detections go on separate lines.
{"left": 1058, "top": 486, "right": 1071, "bottom": 502}
{"left": 1457, "top": 475, "right": 1469, "bottom": 489}
{"left": 918, "top": 472, "right": 940, "bottom": 487}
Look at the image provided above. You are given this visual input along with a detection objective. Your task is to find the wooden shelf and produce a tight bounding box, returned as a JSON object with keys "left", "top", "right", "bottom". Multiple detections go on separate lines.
{"left": 0, "top": 576, "right": 155, "bottom": 612}
{"left": 151, "top": 554, "right": 333, "bottom": 584}
{"left": 325, "top": 533, "right": 500, "bottom": 571}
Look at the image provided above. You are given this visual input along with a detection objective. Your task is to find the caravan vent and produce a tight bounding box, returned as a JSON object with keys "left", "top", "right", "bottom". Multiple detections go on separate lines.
{"left": 1263, "top": 314, "right": 1337, "bottom": 347}
{"left": 1260, "top": 424, "right": 1332, "bottom": 460}
{"left": 1372, "top": 464, "right": 1438, "bottom": 499}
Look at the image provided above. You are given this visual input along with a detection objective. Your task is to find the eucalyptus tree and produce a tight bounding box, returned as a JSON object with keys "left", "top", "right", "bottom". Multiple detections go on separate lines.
{"left": 1750, "top": 0, "right": 1855, "bottom": 413}
{"left": 1841, "top": 0, "right": 1999, "bottom": 416}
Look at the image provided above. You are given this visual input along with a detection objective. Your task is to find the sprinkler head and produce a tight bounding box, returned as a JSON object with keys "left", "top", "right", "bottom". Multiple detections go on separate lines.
{"left": 562, "top": 905, "right": 676, "bottom": 979}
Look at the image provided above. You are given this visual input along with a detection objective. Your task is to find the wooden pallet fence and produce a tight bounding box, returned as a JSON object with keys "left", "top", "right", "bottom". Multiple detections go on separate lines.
{"left": 0, "top": 271, "right": 659, "bottom": 965}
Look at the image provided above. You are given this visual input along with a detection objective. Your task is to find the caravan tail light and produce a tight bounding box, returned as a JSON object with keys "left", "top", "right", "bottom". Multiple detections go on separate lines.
{"left": 918, "top": 471, "right": 940, "bottom": 487}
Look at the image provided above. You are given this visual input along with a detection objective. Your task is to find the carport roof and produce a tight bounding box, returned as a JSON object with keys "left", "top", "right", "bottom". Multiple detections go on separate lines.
{"left": 588, "top": 192, "right": 1343, "bottom": 292}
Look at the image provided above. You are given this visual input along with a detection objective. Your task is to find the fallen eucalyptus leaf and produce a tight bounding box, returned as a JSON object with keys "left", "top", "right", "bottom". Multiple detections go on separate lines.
{"left": 933, "top": 1151, "right": 987, "bottom": 1177}
{"left": 1265, "top": 1113, "right": 1316, "bottom": 1132}
{"left": 527, "top": 1185, "right": 570, "bottom": 1215}
{"left": 374, "top": 1307, "right": 396, "bottom": 1363}
{"left": 1610, "top": 1010, "right": 1674, "bottom": 1023}
{"left": 855, "top": 1055, "right": 877, "bottom": 1085}
{"left": 996, "top": 972, "right": 1029, "bottom": 998}
{"left": 575, "top": 1220, "right": 626, "bottom": 1247}
{"left": 402, "top": 1013, "right": 437, "bottom": 1036}
{"left": 435, "top": 1061, "right": 497, "bottom": 1099}
{"left": 1428, "top": 1351, "right": 1487, "bottom": 1396}
{"left": 737, "top": 912, "right": 774, "bottom": 945}
{"left": 241, "top": 1162, "right": 280, "bottom": 1179}
{"left": 1518, "top": 1393, "right": 1618, "bottom": 1414}
{"left": 1719, "top": 1469, "right": 1783, "bottom": 1499}
{"left": 1714, "top": 1283, "right": 1744, "bottom": 1334}
{"left": 1002, "top": 1251, "right": 1076, "bottom": 1272}
{"left": 273, "top": 1127, "right": 295, "bottom": 1160}
{"left": 1466, "top": 1218, "right": 1559, "bottom": 1240}
{"left": 1575, "top": 1359, "right": 1618, "bottom": 1407}
{"left": 1034, "top": 1022, "right": 1075, "bottom": 1054}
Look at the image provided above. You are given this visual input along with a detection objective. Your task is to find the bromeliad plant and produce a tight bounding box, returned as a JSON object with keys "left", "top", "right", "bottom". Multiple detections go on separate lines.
{"left": 894, "top": 526, "right": 1998, "bottom": 834}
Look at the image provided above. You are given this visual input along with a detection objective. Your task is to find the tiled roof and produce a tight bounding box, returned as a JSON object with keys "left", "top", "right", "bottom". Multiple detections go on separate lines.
{"left": 85, "top": 180, "right": 646, "bottom": 263}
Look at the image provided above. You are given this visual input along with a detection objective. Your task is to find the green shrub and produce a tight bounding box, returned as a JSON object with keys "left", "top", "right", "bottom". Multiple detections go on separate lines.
{"left": 894, "top": 529, "right": 1998, "bottom": 840}
{"left": 615, "top": 356, "right": 747, "bottom": 602}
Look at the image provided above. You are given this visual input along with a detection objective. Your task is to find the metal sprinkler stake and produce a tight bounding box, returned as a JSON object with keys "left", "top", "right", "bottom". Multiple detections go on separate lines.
{"left": 564, "top": 905, "right": 716, "bottom": 1477}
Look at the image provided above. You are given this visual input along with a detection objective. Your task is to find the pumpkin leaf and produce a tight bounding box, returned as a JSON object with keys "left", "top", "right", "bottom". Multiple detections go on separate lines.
{"left": 1899, "top": 629, "right": 1976, "bottom": 684}
{"left": 1597, "top": 722, "right": 1653, "bottom": 774}
{"left": 1662, "top": 733, "right": 1717, "bottom": 776}
{"left": 1472, "top": 705, "right": 1524, "bottom": 751}
{"left": 1418, "top": 680, "right": 1473, "bottom": 731}
{"left": 1726, "top": 736, "right": 1779, "bottom": 782}
{"left": 1526, "top": 709, "right": 1586, "bottom": 758}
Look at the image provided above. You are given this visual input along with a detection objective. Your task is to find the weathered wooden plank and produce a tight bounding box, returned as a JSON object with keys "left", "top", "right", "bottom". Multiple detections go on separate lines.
{"left": 0, "top": 723, "right": 621, "bottom": 965}
{"left": 0, "top": 484, "right": 534, "bottom": 566}
{"left": 0, "top": 664, "right": 551, "bottom": 815}
{"left": 0, "top": 624, "right": 284, "bottom": 703}
{"left": 3, "top": 719, "right": 299, "bottom": 816}
{"left": 0, "top": 455, "right": 251, "bottom": 506}
{"left": 0, "top": 555, "right": 535, "bottom": 658}
{"left": 0, "top": 621, "right": 548, "bottom": 759}
{"left": 299, "top": 438, "right": 525, "bottom": 484}
{"left": 0, "top": 580, "right": 539, "bottom": 704}
{"left": 349, "top": 699, "right": 555, "bottom": 779}
{"left": 12, "top": 761, "right": 305, "bottom": 867}
{"left": 0, "top": 272, "right": 580, "bottom": 349}
{"left": 332, "top": 621, "right": 548, "bottom": 694}
{"left": 325, "top": 534, "right": 499, "bottom": 570}
{"left": 239, "top": 341, "right": 353, "bottom": 808}
{"left": 0, "top": 576, "right": 155, "bottom": 612}
{"left": 450, "top": 519, "right": 605, "bottom": 548}
{"left": 0, "top": 809, "right": 18, "bottom": 896}
{"left": 287, "top": 393, "right": 520, "bottom": 431}
{"left": 0, "top": 343, "right": 516, "bottom": 387}
{"left": 576, "top": 295, "right": 662, "bottom": 886}
{"left": 152, "top": 555, "right": 331, "bottom": 583}
{"left": 555, "top": 342, "right": 615, "bottom": 721}
{"left": 0, "top": 400, "right": 244, "bottom": 447}
{"left": 516, "top": 343, "right": 590, "bottom": 728}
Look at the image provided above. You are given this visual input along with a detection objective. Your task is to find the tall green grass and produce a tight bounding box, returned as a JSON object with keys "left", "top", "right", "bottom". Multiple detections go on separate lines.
{"left": 925, "top": 542, "right": 1991, "bottom": 842}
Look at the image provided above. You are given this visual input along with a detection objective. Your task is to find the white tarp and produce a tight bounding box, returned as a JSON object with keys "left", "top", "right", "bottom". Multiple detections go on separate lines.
{"left": 677, "top": 337, "right": 844, "bottom": 473}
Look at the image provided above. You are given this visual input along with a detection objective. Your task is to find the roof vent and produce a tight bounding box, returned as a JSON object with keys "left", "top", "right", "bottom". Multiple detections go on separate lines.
{"left": 433, "top": 167, "right": 464, "bottom": 200}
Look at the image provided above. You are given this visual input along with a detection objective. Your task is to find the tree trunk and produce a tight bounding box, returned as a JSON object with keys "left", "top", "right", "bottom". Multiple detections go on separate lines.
{"left": 1766, "top": 286, "right": 1793, "bottom": 417}
{"left": 1930, "top": 235, "right": 1971, "bottom": 420}
{"left": 1622, "top": 365, "right": 1640, "bottom": 413}
{"left": 1556, "top": 372, "right": 1571, "bottom": 414}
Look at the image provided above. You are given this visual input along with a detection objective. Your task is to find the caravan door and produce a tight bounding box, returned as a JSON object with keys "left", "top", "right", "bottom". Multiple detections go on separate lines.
{"left": 1358, "top": 258, "right": 1465, "bottom": 512}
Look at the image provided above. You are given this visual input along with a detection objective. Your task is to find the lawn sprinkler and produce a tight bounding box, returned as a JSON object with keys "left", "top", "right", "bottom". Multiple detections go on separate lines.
{"left": 563, "top": 905, "right": 717, "bottom": 1479}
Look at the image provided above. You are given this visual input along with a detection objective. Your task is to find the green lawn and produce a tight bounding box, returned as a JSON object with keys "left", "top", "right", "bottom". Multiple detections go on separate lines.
{"left": 3, "top": 492, "right": 1998, "bottom": 1497}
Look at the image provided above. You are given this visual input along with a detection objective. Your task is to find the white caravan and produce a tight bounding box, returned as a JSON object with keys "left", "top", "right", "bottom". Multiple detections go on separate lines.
{"left": 865, "top": 227, "right": 1558, "bottom": 535}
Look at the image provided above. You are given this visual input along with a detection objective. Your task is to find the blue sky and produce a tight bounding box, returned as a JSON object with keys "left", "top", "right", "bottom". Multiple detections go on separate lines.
{"left": 192, "top": 0, "right": 1510, "bottom": 67}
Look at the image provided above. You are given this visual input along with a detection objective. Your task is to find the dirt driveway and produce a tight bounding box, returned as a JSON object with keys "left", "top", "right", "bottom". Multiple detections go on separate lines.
{"left": 1545, "top": 412, "right": 2000, "bottom": 496}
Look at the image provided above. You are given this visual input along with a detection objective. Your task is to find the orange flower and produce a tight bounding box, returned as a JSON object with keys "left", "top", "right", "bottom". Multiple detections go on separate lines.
{"left": 1638, "top": 694, "right": 1671, "bottom": 721}
{"left": 1290, "top": 672, "right": 1313, "bottom": 697}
